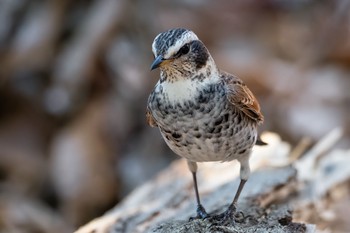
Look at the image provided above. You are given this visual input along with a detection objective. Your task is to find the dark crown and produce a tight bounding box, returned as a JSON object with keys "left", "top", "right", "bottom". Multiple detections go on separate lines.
{"left": 152, "top": 28, "right": 190, "bottom": 56}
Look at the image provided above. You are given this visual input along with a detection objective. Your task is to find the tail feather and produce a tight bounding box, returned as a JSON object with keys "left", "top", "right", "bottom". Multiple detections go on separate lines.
{"left": 256, "top": 137, "right": 268, "bottom": 146}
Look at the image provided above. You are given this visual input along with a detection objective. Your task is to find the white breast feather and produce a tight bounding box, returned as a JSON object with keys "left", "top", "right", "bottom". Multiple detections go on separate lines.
{"left": 159, "top": 79, "right": 196, "bottom": 103}
{"left": 158, "top": 77, "right": 217, "bottom": 104}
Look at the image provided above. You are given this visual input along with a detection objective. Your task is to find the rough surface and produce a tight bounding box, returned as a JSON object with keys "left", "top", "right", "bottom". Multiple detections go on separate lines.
{"left": 150, "top": 206, "right": 305, "bottom": 233}
{"left": 75, "top": 160, "right": 311, "bottom": 233}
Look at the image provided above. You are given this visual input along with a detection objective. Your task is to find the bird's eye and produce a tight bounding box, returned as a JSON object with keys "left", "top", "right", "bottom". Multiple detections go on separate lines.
{"left": 177, "top": 44, "right": 190, "bottom": 56}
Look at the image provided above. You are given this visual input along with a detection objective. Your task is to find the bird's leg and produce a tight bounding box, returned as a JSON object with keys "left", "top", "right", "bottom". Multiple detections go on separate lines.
{"left": 187, "top": 161, "right": 208, "bottom": 220}
{"left": 209, "top": 157, "right": 250, "bottom": 225}
{"left": 209, "top": 179, "right": 247, "bottom": 224}
{"left": 226, "top": 179, "right": 246, "bottom": 218}
{"left": 192, "top": 171, "right": 209, "bottom": 219}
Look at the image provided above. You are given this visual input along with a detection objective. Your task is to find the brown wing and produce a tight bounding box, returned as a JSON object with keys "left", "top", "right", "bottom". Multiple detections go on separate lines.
{"left": 222, "top": 72, "right": 264, "bottom": 124}
{"left": 146, "top": 107, "right": 158, "bottom": 127}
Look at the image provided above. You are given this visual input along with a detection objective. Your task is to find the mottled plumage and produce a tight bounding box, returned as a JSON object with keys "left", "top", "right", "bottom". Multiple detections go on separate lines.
{"left": 147, "top": 28, "right": 264, "bottom": 223}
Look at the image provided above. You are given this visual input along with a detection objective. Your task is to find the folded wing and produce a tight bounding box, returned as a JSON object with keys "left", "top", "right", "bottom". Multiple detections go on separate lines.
{"left": 222, "top": 72, "right": 264, "bottom": 124}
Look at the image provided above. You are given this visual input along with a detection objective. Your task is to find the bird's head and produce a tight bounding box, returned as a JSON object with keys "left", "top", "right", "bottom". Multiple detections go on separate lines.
{"left": 151, "top": 28, "right": 215, "bottom": 81}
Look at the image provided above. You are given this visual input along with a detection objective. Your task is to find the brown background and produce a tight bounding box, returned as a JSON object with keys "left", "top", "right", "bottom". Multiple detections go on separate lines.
{"left": 0, "top": 0, "right": 349, "bottom": 232}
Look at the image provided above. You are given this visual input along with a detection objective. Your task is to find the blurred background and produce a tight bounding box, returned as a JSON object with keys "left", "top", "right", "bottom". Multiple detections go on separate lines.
{"left": 0, "top": 0, "right": 349, "bottom": 232}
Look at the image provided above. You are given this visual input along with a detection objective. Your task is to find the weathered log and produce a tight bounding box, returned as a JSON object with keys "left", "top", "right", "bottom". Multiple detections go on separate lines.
{"left": 75, "top": 159, "right": 314, "bottom": 233}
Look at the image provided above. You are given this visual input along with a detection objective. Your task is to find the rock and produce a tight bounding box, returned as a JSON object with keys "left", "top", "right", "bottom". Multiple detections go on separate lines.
{"left": 75, "top": 160, "right": 312, "bottom": 233}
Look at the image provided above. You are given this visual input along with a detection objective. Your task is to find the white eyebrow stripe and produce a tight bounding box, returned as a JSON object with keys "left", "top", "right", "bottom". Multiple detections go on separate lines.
{"left": 164, "top": 31, "right": 198, "bottom": 59}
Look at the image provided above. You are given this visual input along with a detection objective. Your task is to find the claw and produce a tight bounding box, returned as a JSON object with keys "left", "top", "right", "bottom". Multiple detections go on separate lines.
{"left": 235, "top": 211, "right": 245, "bottom": 222}
{"left": 207, "top": 204, "right": 240, "bottom": 226}
{"left": 189, "top": 204, "right": 209, "bottom": 221}
{"left": 197, "top": 204, "right": 209, "bottom": 219}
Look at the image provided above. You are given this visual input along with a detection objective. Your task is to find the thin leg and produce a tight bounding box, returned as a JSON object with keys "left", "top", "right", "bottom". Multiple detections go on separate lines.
{"left": 208, "top": 158, "right": 250, "bottom": 225}
{"left": 187, "top": 160, "right": 208, "bottom": 219}
{"left": 226, "top": 157, "right": 250, "bottom": 213}
{"left": 192, "top": 172, "right": 208, "bottom": 219}
{"left": 231, "top": 179, "right": 247, "bottom": 207}
{"left": 192, "top": 171, "right": 201, "bottom": 206}
{"left": 208, "top": 180, "right": 248, "bottom": 226}
{"left": 213, "top": 179, "right": 247, "bottom": 219}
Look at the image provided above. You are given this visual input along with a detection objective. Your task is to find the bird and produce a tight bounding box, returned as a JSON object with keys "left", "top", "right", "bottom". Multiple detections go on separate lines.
{"left": 146, "top": 28, "right": 264, "bottom": 224}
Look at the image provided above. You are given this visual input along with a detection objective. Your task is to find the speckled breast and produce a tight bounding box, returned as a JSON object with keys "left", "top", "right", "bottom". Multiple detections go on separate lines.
{"left": 148, "top": 83, "right": 258, "bottom": 162}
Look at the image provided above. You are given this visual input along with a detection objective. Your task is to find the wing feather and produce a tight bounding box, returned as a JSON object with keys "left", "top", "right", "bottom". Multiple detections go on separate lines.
{"left": 146, "top": 107, "right": 158, "bottom": 127}
{"left": 222, "top": 72, "right": 264, "bottom": 124}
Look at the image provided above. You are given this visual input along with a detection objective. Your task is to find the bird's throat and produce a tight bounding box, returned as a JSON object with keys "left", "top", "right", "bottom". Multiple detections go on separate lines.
{"left": 157, "top": 60, "right": 219, "bottom": 104}
{"left": 159, "top": 78, "right": 198, "bottom": 104}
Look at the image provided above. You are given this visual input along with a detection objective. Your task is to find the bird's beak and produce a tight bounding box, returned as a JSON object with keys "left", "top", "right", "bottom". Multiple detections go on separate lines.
{"left": 150, "top": 55, "right": 165, "bottom": 70}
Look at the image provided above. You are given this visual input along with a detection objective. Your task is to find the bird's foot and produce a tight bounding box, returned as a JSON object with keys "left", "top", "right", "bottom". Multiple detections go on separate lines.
{"left": 207, "top": 204, "right": 245, "bottom": 226}
{"left": 189, "top": 204, "right": 209, "bottom": 221}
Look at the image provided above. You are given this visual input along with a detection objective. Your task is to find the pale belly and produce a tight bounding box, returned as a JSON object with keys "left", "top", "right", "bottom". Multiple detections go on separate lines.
{"left": 150, "top": 87, "right": 257, "bottom": 162}
{"left": 159, "top": 111, "right": 257, "bottom": 162}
